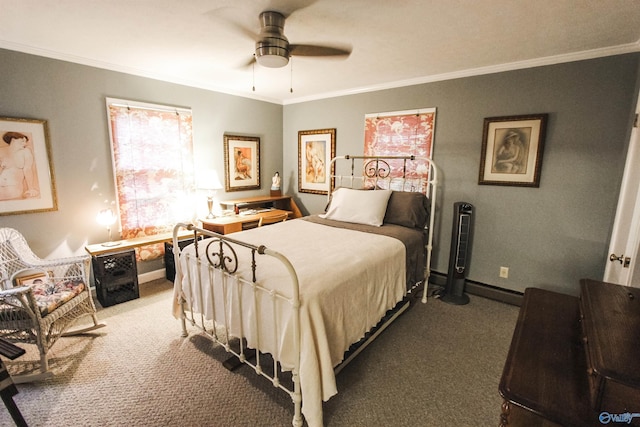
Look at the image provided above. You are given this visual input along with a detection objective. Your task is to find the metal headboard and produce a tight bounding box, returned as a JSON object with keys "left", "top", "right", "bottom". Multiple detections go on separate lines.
{"left": 328, "top": 155, "right": 438, "bottom": 303}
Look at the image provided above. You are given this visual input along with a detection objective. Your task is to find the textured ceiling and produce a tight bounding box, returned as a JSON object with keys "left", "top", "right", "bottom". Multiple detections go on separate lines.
{"left": 1, "top": 0, "right": 639, "bottom": 104}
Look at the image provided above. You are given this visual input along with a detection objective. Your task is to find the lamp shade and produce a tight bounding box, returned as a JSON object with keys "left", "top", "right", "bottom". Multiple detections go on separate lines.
{"left": 198, "top": 169, "right": 223, "bottom": 190}
{"left": 96, "top": 208, "right": 117, "bottom": 226}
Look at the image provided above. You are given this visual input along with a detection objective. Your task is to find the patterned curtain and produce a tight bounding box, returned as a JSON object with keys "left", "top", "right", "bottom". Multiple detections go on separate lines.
{"left": 363, "top": 108, "right": 436, "bottom": 191}
{"left": 107, "top": 103, "right": 195, "bottom": 261}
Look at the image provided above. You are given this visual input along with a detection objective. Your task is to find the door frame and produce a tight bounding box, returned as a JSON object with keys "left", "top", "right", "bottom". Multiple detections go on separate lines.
{"left": 604, "top": 92, "right": 640, "bottom": 286}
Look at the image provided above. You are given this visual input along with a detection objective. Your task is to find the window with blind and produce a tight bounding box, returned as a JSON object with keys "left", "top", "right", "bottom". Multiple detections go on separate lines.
{"left": 106, "top": 98, "right": 196, "bottom": 261}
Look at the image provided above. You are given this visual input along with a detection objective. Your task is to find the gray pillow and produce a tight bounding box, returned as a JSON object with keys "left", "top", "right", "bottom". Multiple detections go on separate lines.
{"left": 383, "top": 191, "right": 430, "bottom": 229}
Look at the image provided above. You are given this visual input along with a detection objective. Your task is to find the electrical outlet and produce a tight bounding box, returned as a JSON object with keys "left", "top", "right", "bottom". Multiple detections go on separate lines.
{"left": 500, "top": 266, "right": 509, "bottom": 278}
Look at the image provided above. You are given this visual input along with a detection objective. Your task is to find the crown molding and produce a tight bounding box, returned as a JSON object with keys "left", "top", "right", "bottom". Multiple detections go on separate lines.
{"left": 2, "top": 38, "right": 638, "bottom": 106}
{"left": 0, "top": 41, "right": 283, "bottom": 104}
{"left": 283, "top": 40, "right": 640, "bottom": 105}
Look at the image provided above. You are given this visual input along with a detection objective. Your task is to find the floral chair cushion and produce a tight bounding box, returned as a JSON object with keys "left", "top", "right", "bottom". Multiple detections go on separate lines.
{"left": 31, "top": 279, "right": 86, "bottom": 316}
{"left": 3, "top": 268, "right": 86, "bottom": 317}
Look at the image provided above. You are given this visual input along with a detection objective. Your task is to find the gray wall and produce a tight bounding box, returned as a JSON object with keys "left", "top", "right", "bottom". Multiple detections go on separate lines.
{"left": 2, "top": 48, "right": 639, "bottom": 295}
{"left": 284, "top": 54, "right": 640, "bottom": 296}
{"left": 0, "top": 49, "right": 283, "bottom": 273}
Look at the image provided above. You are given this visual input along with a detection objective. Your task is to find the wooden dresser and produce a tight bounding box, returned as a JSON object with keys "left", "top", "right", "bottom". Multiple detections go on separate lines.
{"left": 499, "top": 279, "right": 640, "bottom": 426}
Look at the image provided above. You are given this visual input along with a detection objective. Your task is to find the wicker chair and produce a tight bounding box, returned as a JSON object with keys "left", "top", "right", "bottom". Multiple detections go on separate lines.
{"left": 0, "top": 228, "right": 105, "bottom": 383}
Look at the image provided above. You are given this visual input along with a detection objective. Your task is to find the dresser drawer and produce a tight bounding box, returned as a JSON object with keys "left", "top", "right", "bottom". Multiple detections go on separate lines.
{"left": 580, "top": 279, "right": 640, "bottom": 415}
{"left": 582, "top": 332, "right": 640, "bottom": 414}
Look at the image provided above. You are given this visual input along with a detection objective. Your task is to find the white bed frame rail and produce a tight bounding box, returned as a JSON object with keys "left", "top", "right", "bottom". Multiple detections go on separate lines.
{"left": 329, "top": 155, "right": 438, "bottom": 303}
{"left": 172, "top": 223, "right": 304, "bottom": 427}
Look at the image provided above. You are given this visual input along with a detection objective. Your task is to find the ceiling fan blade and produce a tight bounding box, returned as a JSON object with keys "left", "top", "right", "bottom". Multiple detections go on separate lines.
{"left": 205, "top": 6, "right": 259, "bottom": 42}
{"left": 266, "top": 0, "right": 319, "bottom": 18}
{"left": 237, "top": 55, "right": 257, "bottom": 69}
{"left": 289, "top": 44, "right": 352, "bottom": 58}
{"left": 223, "top": 18, "right": 259, "bottom": 42}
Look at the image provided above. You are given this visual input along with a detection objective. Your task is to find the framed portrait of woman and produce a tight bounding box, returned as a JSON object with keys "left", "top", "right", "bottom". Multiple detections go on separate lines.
{"left": 478, "top": 114, "right": 548, "bottom": 187}
{"left": 0, "top": 117, "right": 57, "bottom": 215}
{"left": 298, "top": 128, "right": 336, "bottom": 195}
{"left": 223, "top": 134, "right": 260, "bottom": 192}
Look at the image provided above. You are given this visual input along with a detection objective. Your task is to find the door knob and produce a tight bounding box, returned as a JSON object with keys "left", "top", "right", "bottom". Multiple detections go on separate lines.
{"left": 610, "top": 253, "right": 624, "bottom": 264}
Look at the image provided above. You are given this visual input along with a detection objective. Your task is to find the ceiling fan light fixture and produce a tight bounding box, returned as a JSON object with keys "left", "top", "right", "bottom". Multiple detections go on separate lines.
{"left": 254, "top": 11, "right": 291, "bottom": 68}
{"left": 246, "top": 9, "right": 349, "bottom": 70}
{"left": 256, "top": 53, "right": 289, "bottom": 68}
{"left": 255, "top": 43, "right": 290, "bottom": 68}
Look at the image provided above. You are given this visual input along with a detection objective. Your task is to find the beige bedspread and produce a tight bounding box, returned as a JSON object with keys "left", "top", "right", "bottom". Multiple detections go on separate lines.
{"left": 173, "top": 218, "right": 406, "bottom": 427}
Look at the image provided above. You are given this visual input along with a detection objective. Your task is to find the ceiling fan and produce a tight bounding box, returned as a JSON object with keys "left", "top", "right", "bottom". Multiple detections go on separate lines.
{"left": 249, "top": 10, "right": 352, "bottom": 68}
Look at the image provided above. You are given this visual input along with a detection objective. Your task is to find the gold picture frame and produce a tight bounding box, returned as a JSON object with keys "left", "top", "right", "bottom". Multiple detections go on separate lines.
{"left": 298, "top": 128, "right": 336, "bottom": 195}
{"left": 0, "top": 117, "right": 58, "bottom": 215}
{"left": 15, "top": 271, "right": 50, "bottom": 287}
{"left": 223, "top": 134, "right": 260, "bottom": 192}
{"left": 478, "top": 114, "right": 548, "bottom": 187}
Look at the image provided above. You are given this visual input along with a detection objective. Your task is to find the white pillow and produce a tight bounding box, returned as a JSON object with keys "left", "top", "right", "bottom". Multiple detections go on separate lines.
{"left": 320, "top": 188, "right": 392, "bottom": 226}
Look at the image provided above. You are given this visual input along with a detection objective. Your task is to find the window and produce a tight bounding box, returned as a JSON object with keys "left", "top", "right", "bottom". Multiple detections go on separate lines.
{"left": 106, "top": 98, "right": 195, "bottom": 260}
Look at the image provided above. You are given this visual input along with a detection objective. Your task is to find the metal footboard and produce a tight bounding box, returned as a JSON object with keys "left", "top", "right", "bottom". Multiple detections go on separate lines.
{"left": 172, "top": 223, "right": 303, "bottom": 427}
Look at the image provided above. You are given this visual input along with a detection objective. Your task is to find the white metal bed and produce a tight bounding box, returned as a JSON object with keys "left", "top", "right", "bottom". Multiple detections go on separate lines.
{"left": 172, "top": 155, "right": 438, "bottom": 427}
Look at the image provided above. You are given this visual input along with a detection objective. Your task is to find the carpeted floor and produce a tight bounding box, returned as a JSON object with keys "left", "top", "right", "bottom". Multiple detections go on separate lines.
{"left": 0, "top": 279, "right": 519, "bottom": 427}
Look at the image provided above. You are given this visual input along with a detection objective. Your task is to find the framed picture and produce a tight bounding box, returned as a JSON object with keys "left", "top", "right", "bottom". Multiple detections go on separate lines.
{"left": 298, "top": 128, "right": 336, "bottom": 195}
{"left": 15, "top": 271, "right": 50, "bottom": 287}
{"left": 223, "top": 135, "right": 260, "bottom": 192}
{"left": 478, "top": 114, "right": 548, "bottom": 187}
{"left": 0, "top": 117, "right": 57, "bottom": 215}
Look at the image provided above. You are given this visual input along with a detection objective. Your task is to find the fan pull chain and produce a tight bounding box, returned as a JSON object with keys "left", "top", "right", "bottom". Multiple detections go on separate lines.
{"left": 290, "top": 57, "right": 293, "bottom": 93}
{"left": 252, "top": 57, "right": 256, "bottom": 92}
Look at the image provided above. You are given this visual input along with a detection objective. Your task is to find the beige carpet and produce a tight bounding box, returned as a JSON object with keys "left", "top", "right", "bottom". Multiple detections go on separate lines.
{"left": 0, "top": 279, "right": 519, "bottom": 426}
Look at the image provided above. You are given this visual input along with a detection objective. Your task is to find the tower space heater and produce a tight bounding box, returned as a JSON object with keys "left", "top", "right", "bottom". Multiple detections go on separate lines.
{"left": 441, "top": 202, "right": 474, "bottom": 305}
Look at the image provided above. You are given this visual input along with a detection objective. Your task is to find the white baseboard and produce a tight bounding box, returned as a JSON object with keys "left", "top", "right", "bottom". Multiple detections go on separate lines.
{"left": 138, "top": 268, "right": 167, "bottom": 284}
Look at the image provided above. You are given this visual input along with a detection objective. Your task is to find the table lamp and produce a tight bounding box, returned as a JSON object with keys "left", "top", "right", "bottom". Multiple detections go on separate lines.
{"left": 198, "top": 169, "right": 223, "bottom": 219}
{"left": 96, "top": 208, "right": 121, "bottom": 246}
